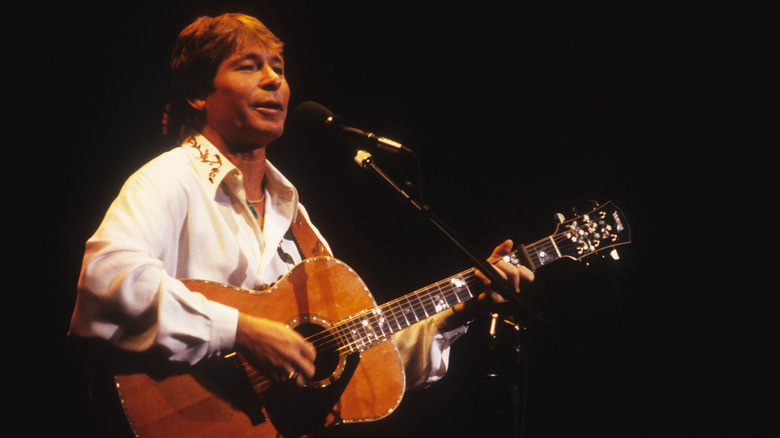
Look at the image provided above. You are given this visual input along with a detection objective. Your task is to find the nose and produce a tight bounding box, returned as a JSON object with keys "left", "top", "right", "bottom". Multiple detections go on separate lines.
{"left": 260, "top": 65, "right": 283, "bottom": 91}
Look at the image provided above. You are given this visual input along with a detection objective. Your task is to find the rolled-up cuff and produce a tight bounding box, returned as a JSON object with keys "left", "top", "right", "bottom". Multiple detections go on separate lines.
{"left": 206, "top": 300, "right": 240, "bottom": 359}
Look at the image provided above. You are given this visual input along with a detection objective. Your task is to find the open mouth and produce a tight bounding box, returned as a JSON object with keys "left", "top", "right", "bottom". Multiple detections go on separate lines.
{"left": 253, "top": 101, "right": 284, "bottom": 111}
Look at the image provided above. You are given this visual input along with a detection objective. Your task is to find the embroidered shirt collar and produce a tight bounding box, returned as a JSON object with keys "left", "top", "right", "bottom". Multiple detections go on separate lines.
{"left": 182, "top": 135, "right": 236, "bottom": 197}
{"left": 181, "top": 134, "right": 299, "bottom": 215}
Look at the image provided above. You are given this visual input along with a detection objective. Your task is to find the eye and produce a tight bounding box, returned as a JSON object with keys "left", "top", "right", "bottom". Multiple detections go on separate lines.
{"left": 270, "top": 61, "right": 285, "bottom": 76}
{"left": 236, "top": 61, "right": 259, "bottom": 71}
{"left": 231, "top": 53, "right": 284, "bottom": 75}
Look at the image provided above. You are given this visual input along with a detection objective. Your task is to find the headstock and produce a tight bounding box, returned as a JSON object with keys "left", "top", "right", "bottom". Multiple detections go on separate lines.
{"left": 552, "top": 201, "right": 631, "bottom": 261}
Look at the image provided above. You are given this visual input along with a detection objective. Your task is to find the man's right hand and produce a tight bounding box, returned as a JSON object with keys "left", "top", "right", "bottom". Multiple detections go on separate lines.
{"left": 235, "top": 313, "right": 317, "bottom": 385}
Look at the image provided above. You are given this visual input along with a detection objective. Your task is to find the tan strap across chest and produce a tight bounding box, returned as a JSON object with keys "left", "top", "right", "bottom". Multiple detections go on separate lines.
{"left": 288, "top": 213, "right": 331, "bottom": 259}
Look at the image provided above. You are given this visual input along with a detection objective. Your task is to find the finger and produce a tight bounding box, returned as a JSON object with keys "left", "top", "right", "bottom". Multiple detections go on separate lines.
{"left": 289, "top": 342, "right": 317, "bottom": 380}
{"left": 517, "top": 264, "right": 535, "bottom": 285}
{"left": 475, "top": 263, "right": 510, "bottom": 289}
{"left": 276, "top": 350, "right": 311, "bottom": 384}
{"left": 268, "top": 339, "right": 313, "bottom": 382}
{"left": 491, "top": 239, "right": 514, "bottom": 258}
{"left": 493, "top": 259, "right": 518, "bottom": 290}
{"left": 474, "top": 267, "right": 501, "bottom": 285}
{"left": 297, "top": 356, "right": 316, "bottom": 380}
{"left": 303, "top": 341, "right": 317, "bottom": 361}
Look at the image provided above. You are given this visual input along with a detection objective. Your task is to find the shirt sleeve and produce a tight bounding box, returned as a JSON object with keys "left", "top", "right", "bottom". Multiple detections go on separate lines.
{"left": 68, "top": 162, "right": 238, "bottom": 365}
{"left": 391, "top": 308, "right": 469, "bottom": 390}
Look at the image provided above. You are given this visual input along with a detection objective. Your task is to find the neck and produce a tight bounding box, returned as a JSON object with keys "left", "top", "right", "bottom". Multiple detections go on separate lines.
{"left": 235, "top": 155, "right": 267, "bottom": 201}
{"left": 202, "top": 128, "right": 268, "bottom": 199}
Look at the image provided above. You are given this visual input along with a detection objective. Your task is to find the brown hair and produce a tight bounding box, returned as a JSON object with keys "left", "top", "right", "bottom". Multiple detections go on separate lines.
{"left": 163, "top": 13, "right": 284, "bottom": 143}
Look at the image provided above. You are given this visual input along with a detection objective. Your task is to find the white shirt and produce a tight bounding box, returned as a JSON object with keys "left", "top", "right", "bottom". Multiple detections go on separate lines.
{"left": 70, "top": 135, "right": 466, "bottom": 386}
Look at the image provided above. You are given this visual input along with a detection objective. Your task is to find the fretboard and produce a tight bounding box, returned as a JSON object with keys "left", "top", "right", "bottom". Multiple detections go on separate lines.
{"left": 332, "top": 269, "right": 478, "bottom": 354}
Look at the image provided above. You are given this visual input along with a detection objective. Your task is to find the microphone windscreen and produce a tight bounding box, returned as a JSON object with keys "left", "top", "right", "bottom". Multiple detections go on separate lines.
{"left": 290, "top": 101, "right": 336, "bottom": 133}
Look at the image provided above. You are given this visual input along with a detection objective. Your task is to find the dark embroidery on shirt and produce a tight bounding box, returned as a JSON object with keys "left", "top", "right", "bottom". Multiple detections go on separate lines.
{"left": 284, "top": 228, "right": 306, "bottom": 262}
{"left": 284, "top": 229, "right": 296, "bottom": 241}
{"left": 277, "top": 245, "right": 296, "bottom": 266}
{"left": 188, "top": 137, "right": 222, "bottom": 183}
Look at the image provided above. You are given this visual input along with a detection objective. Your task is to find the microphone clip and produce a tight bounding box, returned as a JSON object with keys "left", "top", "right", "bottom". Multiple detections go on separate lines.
{"left": 325, "top": 114, "right": 411, "bottom": 154}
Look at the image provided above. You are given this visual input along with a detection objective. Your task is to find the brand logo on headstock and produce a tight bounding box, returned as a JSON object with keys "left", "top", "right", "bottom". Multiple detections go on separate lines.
{"left": 612, "top": 210, "right": 624, "bottom": 233}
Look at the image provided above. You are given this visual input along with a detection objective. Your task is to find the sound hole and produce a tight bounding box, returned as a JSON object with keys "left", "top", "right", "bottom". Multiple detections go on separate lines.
{"left": 294, "top": 322, "right": 342, "bottom": 383}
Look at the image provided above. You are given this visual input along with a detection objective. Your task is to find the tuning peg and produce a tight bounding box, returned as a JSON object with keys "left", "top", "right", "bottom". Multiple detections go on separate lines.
{"left": 609, "top": 249, "right": 620, "bottom": 260}
{"left": 554, "top": 213, "right": 566, "bottom": 223}
{"left": 588, "top": 199, "right": 600, "bottom": 209}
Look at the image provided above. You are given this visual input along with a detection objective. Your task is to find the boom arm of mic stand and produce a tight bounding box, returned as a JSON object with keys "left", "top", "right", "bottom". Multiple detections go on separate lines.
{"left": 352, "top": 150, "right": 531, "bottom": 311}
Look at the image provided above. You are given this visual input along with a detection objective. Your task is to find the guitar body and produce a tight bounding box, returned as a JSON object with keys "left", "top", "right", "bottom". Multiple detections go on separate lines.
{"left": 114, "top": 257, "right": 405, "bottom": 437}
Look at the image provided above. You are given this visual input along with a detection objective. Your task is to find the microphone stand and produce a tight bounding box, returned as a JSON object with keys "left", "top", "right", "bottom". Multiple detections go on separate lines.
{"left": 351, "top": 150, "right": 537, "bottom": 317}
{"left": 353, "top": 149, "right": 533, "bottom": 437}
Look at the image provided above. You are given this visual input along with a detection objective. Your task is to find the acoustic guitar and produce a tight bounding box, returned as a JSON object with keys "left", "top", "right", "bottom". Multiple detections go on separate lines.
{"left": 113, "top": 201, "right": 630, "bottom": 437}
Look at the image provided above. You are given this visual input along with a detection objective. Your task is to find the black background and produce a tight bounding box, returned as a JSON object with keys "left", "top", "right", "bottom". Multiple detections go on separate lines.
{"left": 5, "top": 1, "right": 777, "bottom": 436}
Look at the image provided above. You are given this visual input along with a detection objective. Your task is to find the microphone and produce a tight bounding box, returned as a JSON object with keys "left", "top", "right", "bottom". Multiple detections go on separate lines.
{"left": 290, "top": 101, "right": 412, "bottom": 153}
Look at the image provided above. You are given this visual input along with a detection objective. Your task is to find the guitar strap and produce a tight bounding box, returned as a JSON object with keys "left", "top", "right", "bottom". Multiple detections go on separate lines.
{"left": 287, "top": 212, "right": 332, "bottom": 259}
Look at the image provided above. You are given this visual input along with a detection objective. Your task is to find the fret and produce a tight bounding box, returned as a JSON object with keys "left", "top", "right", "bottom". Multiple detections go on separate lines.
{"left": 402, "top": 295, "right": 417, "bottom": 325}
{"left": 419, "top": 288, "right": 437, "bottom": 317}
{"left": 363, "top": 317, "right": 377, "bottom": 343}
{"left": 382, "top": 297, "right": 413, "bottom": 335}
{"left": 386, "top": 301, "right": 404, "bottom": 332}
{"left": 334, "top": 322, "right": 349, "bottom": 351}
{"left": 346, "top": 317, "right": 367, "bottom": 352}
{"left": 448, "top": 275, "right": 473, "bottom": 303}
{"left": 362, "top": 312, "right": 380, "bottom": 343}
{"left": 526, "top": 238, "right": 558, "bottom": 267}
{"left": 438, "top": 279, "right": 459, "bottom": 308}
{"left": 334, "top": 306, "right": 397, "bottom": 353}
{"left": 356, "top": 315, "right": 375, "bottom": 350}
{"left": 333, "top": 322, "right": 351, "bottom": 351}
{"left": 430, "top": 286, "right": 449, "bottom": 314}
{"left": 371, "top": 308, "right": 388, "bottom": 338}
{"left": 436, "top": 281, "right": 458, "bottom": 311}
{"left": 525, "top": 241, "right": 540, "bottom": 268}
{"left": 422, "top": 287, "right": 444, "bottom": 316}
{"left": 549, "top": 235, "right": 562, "bottom": 259}
{"left": 413, "top": 293, "right": 429, "bottom": 319}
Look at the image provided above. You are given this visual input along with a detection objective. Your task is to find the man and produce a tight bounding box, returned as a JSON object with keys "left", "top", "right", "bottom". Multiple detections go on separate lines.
{"left": 69, "top": 12, "right": 534, "bottom": 431}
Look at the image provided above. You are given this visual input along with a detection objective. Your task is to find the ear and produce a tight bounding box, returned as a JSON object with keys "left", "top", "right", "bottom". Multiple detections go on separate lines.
{"left": 186, "top": 97, "right": 206, "bottom": 111}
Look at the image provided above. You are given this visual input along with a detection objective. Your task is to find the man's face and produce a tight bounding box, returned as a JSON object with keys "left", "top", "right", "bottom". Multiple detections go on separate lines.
{"left": 197, "top": 43, "right": 290, "bottom": 150}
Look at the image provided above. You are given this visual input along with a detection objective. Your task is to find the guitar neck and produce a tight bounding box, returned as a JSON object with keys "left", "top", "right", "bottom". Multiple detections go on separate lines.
{"left": 333, "top": 201, "right": 631, "bottom": 354}
{"left": 333, "top": 238, "right": 557, "bottom": 354}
